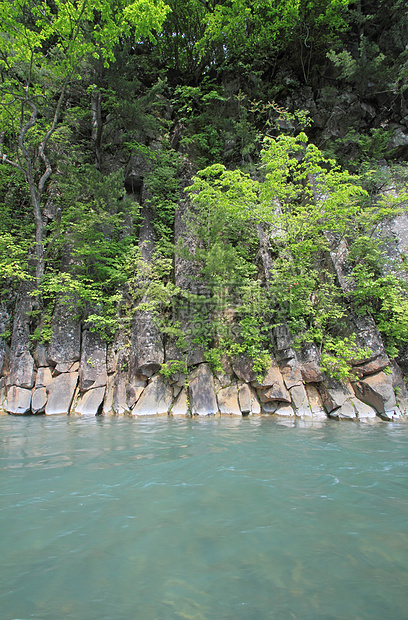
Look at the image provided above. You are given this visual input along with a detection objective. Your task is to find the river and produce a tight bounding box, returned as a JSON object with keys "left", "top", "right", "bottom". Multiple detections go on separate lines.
{"left": 0, "top": 415, "right": 407, "bottom": 619}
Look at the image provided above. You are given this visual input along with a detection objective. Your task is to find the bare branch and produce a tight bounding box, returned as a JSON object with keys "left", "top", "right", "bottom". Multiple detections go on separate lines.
{"left": 0, "top": 152, "right": 25, "bottom": 174}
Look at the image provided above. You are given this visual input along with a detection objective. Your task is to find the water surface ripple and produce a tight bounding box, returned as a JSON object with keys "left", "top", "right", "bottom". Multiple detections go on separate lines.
{"left": 0, "top": 416, "right": 407, "bottom": 619}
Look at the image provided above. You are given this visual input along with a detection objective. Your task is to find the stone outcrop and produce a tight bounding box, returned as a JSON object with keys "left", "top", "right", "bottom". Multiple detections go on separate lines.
{"left": 217, "top": 384, "right": 241, "bottom": 415}
{"left": 31, "top": 387, "right": 47, "bottom": 414}
{"left": 131, "top": 310, "right": 164, "bottom": 377}
{"left": 253, "top": 358, "right": 291, "bottom": 403}
{"left": 131, "top": 374, "right": 172, "bottom": 416}
{"left": 5, "top": 386, "right": 32, "bottom": 415}
{"left": 298, "top": 343, "right": 325, "bottom": 383}
{"left": 79, "top": 330, "right": 108, "bottom": 391}
{"left": 73, "top": 386, "right": 106, "bottom": 416}
{"left": 45, "top": 372, "right": 78, "bottom": 415}
{"left": 0, "top": 307, "right": 9, "bottom": 377}
{"left": 171, "top": 387, "right": 189, "bottom": 416}
{"left": 238, "top": 383, "right": 251, "bottom": 414}
{"left": 353, "top": 372, "right": 398, "bottom": 416}
{"left": 47, "top": 299, "right": 81, "bottom": 372}
{"left": 189, "top": 363, "right": 218, "bottom": 416}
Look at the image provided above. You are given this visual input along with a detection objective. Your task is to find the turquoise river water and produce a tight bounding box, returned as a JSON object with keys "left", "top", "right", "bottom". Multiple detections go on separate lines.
{"left": 0, "top": 415, "right": 407, "bottom": 620}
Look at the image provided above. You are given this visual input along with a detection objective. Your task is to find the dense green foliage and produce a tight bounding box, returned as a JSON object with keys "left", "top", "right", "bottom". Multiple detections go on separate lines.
{"left": 1, "top": 0, "right": 408, "bottom": 377}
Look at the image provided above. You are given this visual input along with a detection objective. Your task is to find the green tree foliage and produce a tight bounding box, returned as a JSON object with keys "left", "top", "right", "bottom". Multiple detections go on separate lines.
{"left": 0, "top": 0, "right": 170, "bottom": 284}
{"left": 187, "top": 133, "right": 408, "bottom": 377}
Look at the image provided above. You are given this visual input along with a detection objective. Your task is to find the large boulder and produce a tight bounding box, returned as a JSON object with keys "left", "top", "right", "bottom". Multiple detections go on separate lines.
{"left": 47, "top": 300, "right": 81, "bottom": 372}
{"left": 7, "top": 281, "right": 35, "bottom": 388}
{"left": 5, "top": 386, "right": 32, "bottom": 415}
{"left": 298, "top": 343, "right": 325, "bottom": 383}
{"left": 189, "top": 363, "right": 218, "bottom": 416}
{"left": 289, "top": 383, "right": 312, "bottom": 418}
{"left": 45, "top": 372, "right": 78, "bottom": 415}
{"left": 305, "top": 384, "right": 327, "bottom": 420}
{"left": 255, "top": 359, "right": 291, "bottom": 403}
{"left": 73, "top": 387, "right": 106, "bottom": 416}
{"left": 79, "top": 330, "right": 108, "bottom": 391}
{"left": 31, "top": 387, "right": 47, "bottom": 414}
{"left": 0, "top": 307, "right": 9, "bottom": 376}
{"left": 171, "top": 387, "right": 189, "bottom": 416}
{"left": 353, "top": 371, "right": 397, "bottom": 414}
{"left": 217, "top": 384, "right": 241, "bottom": 415}
{"left": 279, "top": 357, "right": 303, "bottom": 389}
{"left": 318, "top": 377, "right": 354, "bottom": 413}
{"left": 130, "top": 310, "right": 164, "bottom": 377}
{"left": 329, "top": 399, "right": 357, "bottom": 420}
{"left": 350, "top": 397, "right": 377, "bottom": 420}
{"left": 35, "top": 367, "right": 53, "bottom": 388}
{"left": 132, "top": 374, "right": 172, "bottom": 416}
{"left": 232, "top": 354, "right": 257, "bottom": 383}
{"left": 238, "top": 383, "right": 251, "bottom": 414}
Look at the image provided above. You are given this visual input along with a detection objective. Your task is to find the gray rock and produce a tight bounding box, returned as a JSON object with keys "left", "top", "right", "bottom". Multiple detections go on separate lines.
{"left": 262, "top": 401, "right": 278, "bottom": 414}
{"left": 171, "top": 387, "right": 189, "bottom": 416}
{"left": 305, "top": 384, "right": 327, "bottom": 420}
{"left": 124, "top": 154, "right": 151, "bottom": 204}
{"left": 112, "top": 373, "right": 131, "bottom": 415}
{"left": 0, "top": 382, "right": 6, "bottom": 414}
{"left": 8, "top": 281, "right": 35, "bottom": 389}
{"left": 238, "top": 383, "right": 251, "bottom": 414}
{"left": 35, "top": 367, "right": 53, "bottom": 388}
{"left": 102, "top": 375, "right": 115, "bottom": 415}
{"left": 326, "top": 235, "right": 355, "bottom": 295}
{"left": 7, "top": 349, "right": 35, "bottom": 389}
{"left": 350, "top": 397, "right": 377, "bottom": 419}
{"left": 31, "top": 387, "right": 47, "bottom": 414}
{"left": 380, "top": 407, "right": 403, "bottom": 421}
{"left": 252, "top": 357, "right": 288, "bottom": 389}
{"left": 273, "top": 324, "right": 294, "bottom": 351}
{"left": 250, "top": 386, "right": 261, "bottom": 414}
{"left": 274, "top": 403, "right": 296, "bottom": 417}
{"left": 47, "top": 300, "right": 81, "bottom": 368}
{"left": 329, "top": 400, "right": 357, "bottom": 420}
{"left": 232, "top": 354, "right": 257, "bottom": 383}
{"left": 131, "top": 310, "right": 164, "bottom": 377}
{"left": 279, "top": 357, "right": 303, "bottom": 389}
{"left": 5, "top": 386, "right": 32, "bottom": 415}
{"left": 217, "top": 384, "right": 241, "bottom": 416}
{"left": 45, "top": 372, "right": 78, "bottom": 415}
{"left": 353, "top": 371, "right": 397, "bottom": 414}
{"left": 79, "top": 330, "right": 108, "bottom": 391}
{"left": 0, "top": 307, "right": 9, "bottom": 375}
{"left": 74, "top": 387, "right": 106, "bottom": 416}
{"left": 132, "top": 374, "right": 172, "bottom": 416}
{"left": 189, "top": 363, "right": 218, "bottom": 416}
{"left": 298, "top": 343, "right": 325, "bottom": 383}
{"left": 33, "top": 343, "right": 48, "bottom": 368}
{"left": 347, "top": 314, "right": 386, "bottom": 365}
{"left": 127, "top": 376, "right": 146, "bottom": 409}
{"left": 289, "top": 384, "right": 312, "bottom": 417}
{"left": 186, "top": 346, "right": 206, "bottom": 366}
{"left": 318, "top": 378, "right": 354, "bottom": 413}
{"left": 255, "top": 361, "right": 291, "bottom": 403}
{"left": 390, "top": 361, "right": 408, "bottom": 414}
{"left": 352, "top": 353, "right": 390, "bottom": 378}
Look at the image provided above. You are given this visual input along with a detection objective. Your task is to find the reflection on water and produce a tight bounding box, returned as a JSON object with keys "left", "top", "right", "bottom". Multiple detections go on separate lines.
{"left": 0, "top": 416, "right": 408, "bottom": 619}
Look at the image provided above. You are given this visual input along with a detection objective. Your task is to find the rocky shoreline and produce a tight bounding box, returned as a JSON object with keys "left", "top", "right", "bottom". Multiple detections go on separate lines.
{"left": 1, "top": 314, "right": 407, "bottom": 421}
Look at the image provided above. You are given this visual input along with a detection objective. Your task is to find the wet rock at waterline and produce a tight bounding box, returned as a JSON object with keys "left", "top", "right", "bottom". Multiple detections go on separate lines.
{"left": 189, "top": 363, "right": 218, "bottom": 416}
{"left": 45, "top": 372, "right": 78, "bottom": 415}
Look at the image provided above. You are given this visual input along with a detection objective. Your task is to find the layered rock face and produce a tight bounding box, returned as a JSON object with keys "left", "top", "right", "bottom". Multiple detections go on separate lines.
{"left": 0, "top": 318, "right": 405, "bottom": 420}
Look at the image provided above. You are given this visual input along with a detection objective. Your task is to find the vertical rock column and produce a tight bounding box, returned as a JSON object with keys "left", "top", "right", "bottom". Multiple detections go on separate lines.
{"left": 5, "top": 281, "right": 35, "bottom": 414}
